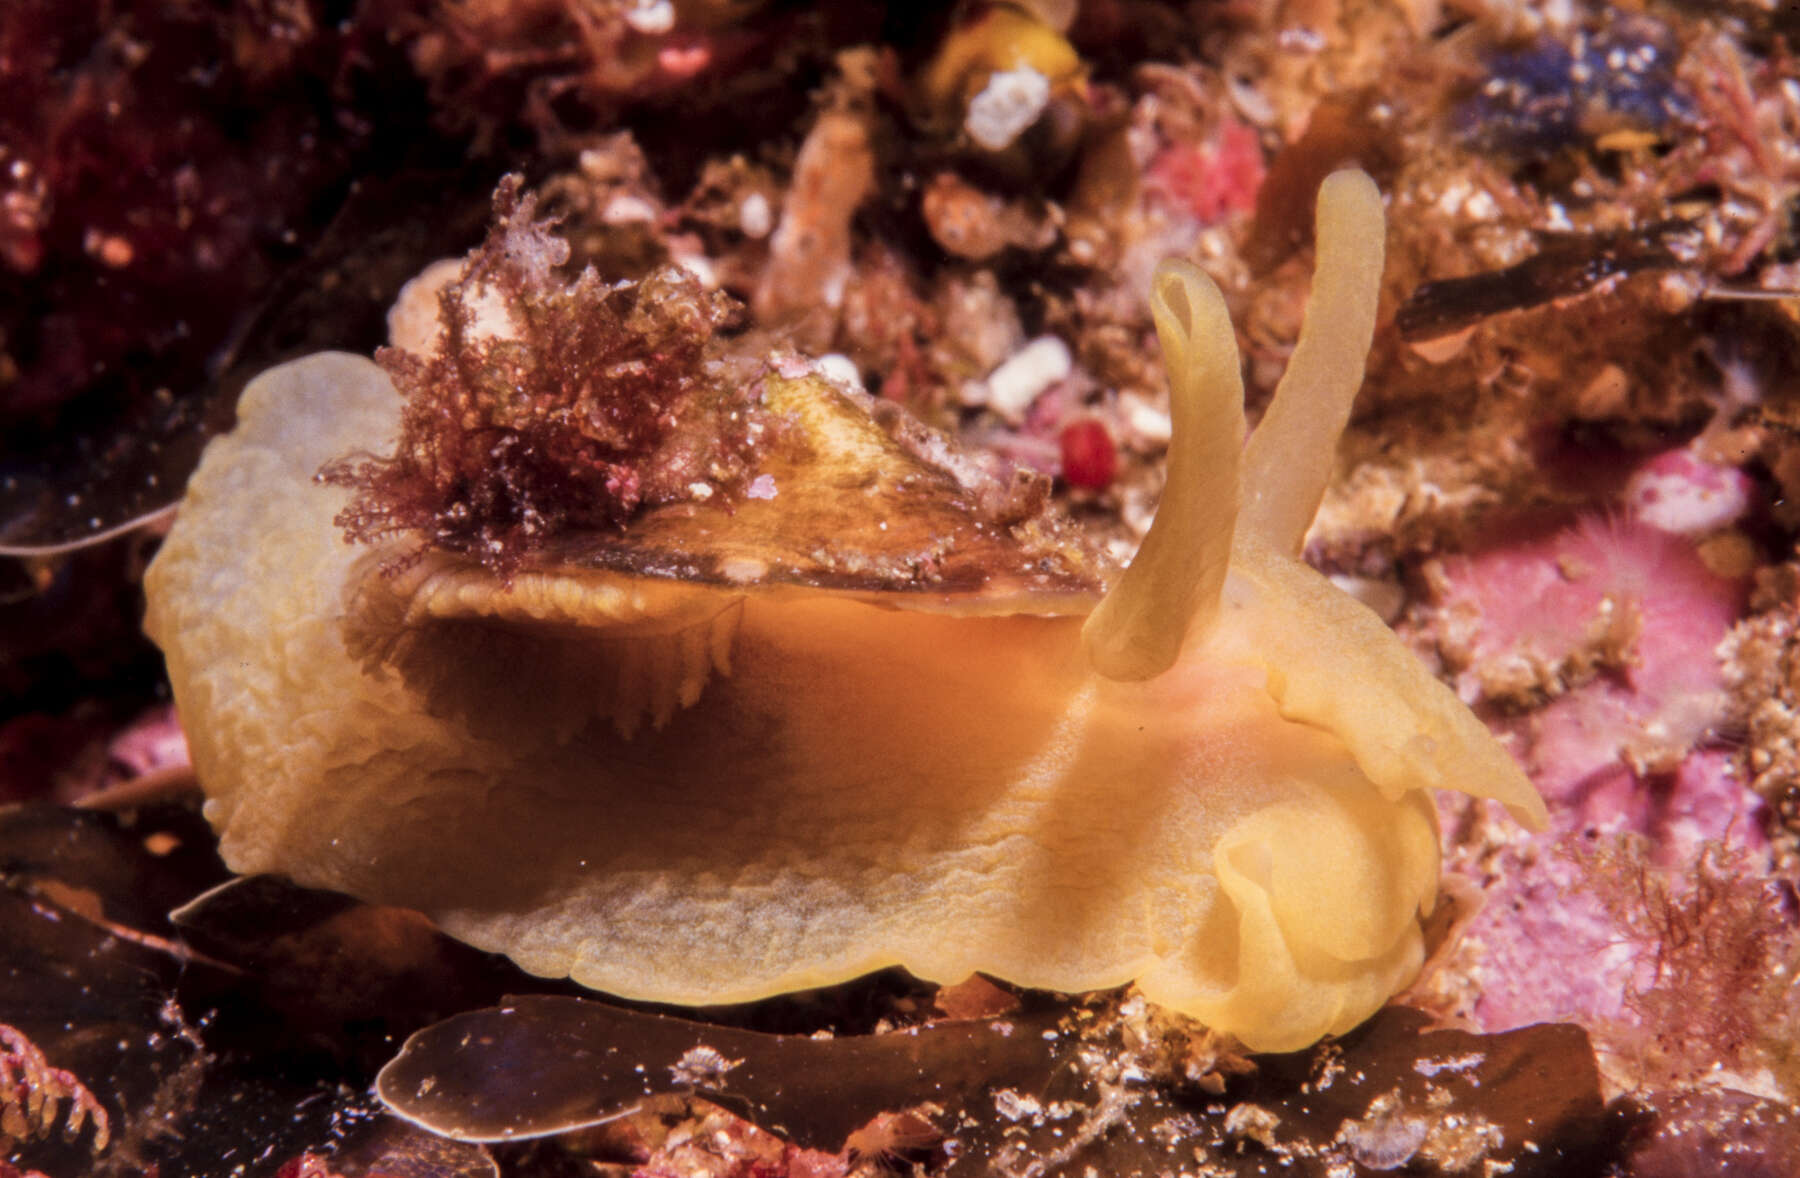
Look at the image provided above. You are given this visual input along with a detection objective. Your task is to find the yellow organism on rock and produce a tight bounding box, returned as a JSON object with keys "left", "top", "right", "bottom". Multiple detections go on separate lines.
{"left": 144, "top": 169, "right": 1544, "bottom": 1053}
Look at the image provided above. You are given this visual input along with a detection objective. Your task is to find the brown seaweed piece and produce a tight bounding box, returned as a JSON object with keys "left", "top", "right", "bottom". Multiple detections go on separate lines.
{"left": 1394, "top": 223, "right": 1693, "bottom": 342}
{"left": 376, "top": 993, "right": 1069, "bottom": 1150}
{"left": 0, "top": 804, "right": 495, "bottom": 1177}
{"left": 169, "top": 873, "right": 554, "bottom": 1062}
{"left": 376, "top": 997, "right": 1617, "bottom": 1177}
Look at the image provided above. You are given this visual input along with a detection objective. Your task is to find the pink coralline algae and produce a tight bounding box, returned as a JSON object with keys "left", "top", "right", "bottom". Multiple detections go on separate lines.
{"left": 1417, "top": 451, "right": 1789, "bottom": 1084}
{"left": 1144, "top": 119, "right": 1266, "bottom": 224}
{"left": 1426, "top": 511, "right": 1746, "bottom": 791}
{"left": 1437, "top": 748, "right": 1771, "bottom": 1040}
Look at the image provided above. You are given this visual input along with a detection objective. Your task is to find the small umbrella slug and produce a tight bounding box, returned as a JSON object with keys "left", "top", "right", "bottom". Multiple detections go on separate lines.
{"left": 145, "top": 170, "right": 1544, "bottom": 1052}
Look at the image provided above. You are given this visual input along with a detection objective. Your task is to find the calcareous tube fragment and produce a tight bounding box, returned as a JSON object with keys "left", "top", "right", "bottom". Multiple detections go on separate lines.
{"left": 145, "top": 170, "right": 1544, "bottom": 1053}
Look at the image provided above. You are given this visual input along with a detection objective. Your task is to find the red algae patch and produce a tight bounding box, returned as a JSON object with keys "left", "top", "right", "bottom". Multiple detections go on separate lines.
{"left": 320, "top": 176, "right": 773, "bottom": 578}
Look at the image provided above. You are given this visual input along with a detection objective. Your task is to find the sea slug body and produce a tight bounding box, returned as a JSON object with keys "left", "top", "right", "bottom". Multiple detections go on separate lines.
{"left": 144, "top": 170, "right": 1543, "bottom": 1053}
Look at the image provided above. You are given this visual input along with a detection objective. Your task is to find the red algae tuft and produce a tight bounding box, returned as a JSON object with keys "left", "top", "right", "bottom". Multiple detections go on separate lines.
{"left": 1145, "top": 118, "right": 1266, "bottom": 225}
{"left": 321, "top": 176, "right": 773, "bottom": 578}
{"left": 1057, "top": 418, "right": 1117, "bottom": 491}
{"left": 0, "top": 1022, "right": 111, "bottom": 1156}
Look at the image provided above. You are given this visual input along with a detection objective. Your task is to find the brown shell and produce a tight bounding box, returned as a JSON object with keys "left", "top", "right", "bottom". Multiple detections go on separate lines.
{"left": 528, "top": 370, "right": 1111, "bottom": 608}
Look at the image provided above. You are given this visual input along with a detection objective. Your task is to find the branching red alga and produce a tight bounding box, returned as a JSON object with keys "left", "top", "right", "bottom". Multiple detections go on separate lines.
{"left": 321, "top": 175, "right": 774, "bottom": 577}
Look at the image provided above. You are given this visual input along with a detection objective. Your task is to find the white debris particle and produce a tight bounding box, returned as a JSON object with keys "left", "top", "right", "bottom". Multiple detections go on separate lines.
{"left": 745, "top": 474, "right": 778, "bottom": 500}
{"left": 1118, "top": 390, "right": 1172, "bottom": 444}
{"left": 815, "top": 352, "right": 864, "bottom": 391}
{"left": 622, "top": 0, "right": 676, "bottom": 34}
{"left": 1626, "top": 460, "right": 1750, "bottom": 536}
{"left": 739, "top": 191, "right": 773, "bottom": 238}
{"left": 669, "top": 1044, "right": 744, "bottom": 1088}
{"left": 601, "top": 192, "right": 659, "bottom": 225}
{"left": 674, "top": 252, "right": 719, "bottom": 289}
{"left": 1335, "top": 1088, "right": 1430, "bottom": 1170}
{"left": 965, "top": 65, "right": 1051, "bottom": 151}
{"left": 994, "top": 1088, "right": 1042, "bottom": 1123}
{"left": 981, "top": 335, "right": 1072, "bottom": 421}
{"left": 772, "top": 352, "right": 813, "bottom": 379}
{"left": 1413, "top": 1052, "right": 1485, "bottom": 1079}
{"left": 387, "top": 257, "right": 518, "bottom": 356}
{"left": 720, "top": 556, "right": 770, "bottom": 583}
{"left": 1222, "top": 1102, "right": 1281, "bottom": 1148}
{"left": 1463, "top": 190, "right": 1500, "bottom": 221}
{"left": 1434, "top": 179, "right": 1476, "bottom": 218}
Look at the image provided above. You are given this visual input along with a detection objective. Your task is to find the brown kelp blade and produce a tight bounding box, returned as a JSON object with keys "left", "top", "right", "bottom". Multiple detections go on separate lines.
{"left": 376, "top": 993, "right": 1070, "bottom": 1150}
